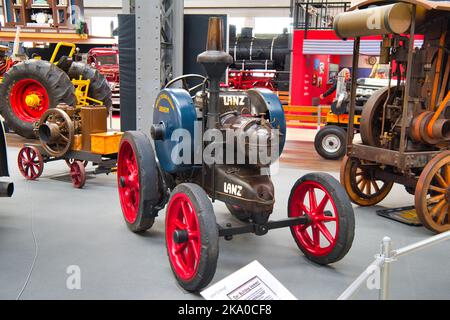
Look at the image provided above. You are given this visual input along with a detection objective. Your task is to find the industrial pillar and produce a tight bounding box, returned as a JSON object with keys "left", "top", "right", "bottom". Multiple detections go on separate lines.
{"left": 121, "top": 0, "right": 184, "bottom": 134}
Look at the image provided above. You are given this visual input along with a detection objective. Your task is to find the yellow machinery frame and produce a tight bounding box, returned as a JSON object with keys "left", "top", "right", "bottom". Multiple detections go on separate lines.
{"left": 50, "top": 42, "right": 103, "bottom": 108}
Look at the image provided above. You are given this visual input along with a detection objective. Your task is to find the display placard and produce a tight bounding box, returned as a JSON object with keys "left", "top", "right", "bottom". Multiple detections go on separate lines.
{"left": 201, "top": 261, "right": 297, "bottom": 300}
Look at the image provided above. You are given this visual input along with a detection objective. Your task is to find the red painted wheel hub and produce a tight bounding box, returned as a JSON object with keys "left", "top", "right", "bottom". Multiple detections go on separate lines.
{"left": 289, "top": 181, "right": 339, "bottom": 257}
{"left": 117, "top": 141, "right": 140, "bottom": 224}
{"left": 10, "top": 79, "right": 50, "bottom": 122}
{"left": 166, "top": 193, "right": 201, "bottom": 281}
{"left": 17, "top": 146, "right": 44, "bottom": 180}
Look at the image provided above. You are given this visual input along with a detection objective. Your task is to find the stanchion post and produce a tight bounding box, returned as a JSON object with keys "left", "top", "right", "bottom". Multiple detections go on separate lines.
{"left": 379, "top": 237, "right": 393, "bottom": 300}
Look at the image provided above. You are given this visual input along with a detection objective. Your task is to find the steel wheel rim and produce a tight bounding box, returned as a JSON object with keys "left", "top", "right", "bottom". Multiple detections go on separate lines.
{"left": 10, "top": 79, "right": 50, "bottom": 122}
{"left": 289, "top": 181, "right": 339, "bottom": 257}
{"left": 17, "top": 146, "right": 43, "bottom": 180}
{"left": 416, "top": 154, "right": 450, "bottom": 232}
{"left": 166, "top": 193, "right": 201, "bottom": 281}
{"left": 322, "top": 134, "right": 341, "bottom": 153}
{"left": 117, "top": 141, "right": 140, "bottom": 224}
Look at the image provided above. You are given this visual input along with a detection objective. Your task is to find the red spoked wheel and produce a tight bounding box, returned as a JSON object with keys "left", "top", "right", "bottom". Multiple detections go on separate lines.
{"left": 65, "top": 159, "right": 88, "bottom": 168}
{"left": 17, "top": 146, "right": 44, "bottom": 181}
{"left": 10, "top": 79, "right": 50, "bottom": 122}
{"left": 288, "top": 173, "right": 355, "bottom": 265}
{"left": 70, "top": 160, "right": 86, "bottom": 189}
{"left": 117, "top": 131, "right": 162, "bottom": 233}
{"left": 118, "top": 140, "right": 140, "bottom": 224}
{"left": 166, "top": 183, "right": 218, "bottom": 292}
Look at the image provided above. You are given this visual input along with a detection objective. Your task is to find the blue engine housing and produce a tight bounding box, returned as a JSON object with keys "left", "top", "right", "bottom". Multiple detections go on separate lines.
{"left": 153, "top": 88, "right": 287, "bottom": 174}
{"left": 153, "top": 89, "right": 197, "bottom": 173}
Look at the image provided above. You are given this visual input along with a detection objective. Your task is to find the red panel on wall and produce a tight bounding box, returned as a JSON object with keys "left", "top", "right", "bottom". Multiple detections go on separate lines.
{"left": 291, "top": 30, "right": 342, "bottom": 106}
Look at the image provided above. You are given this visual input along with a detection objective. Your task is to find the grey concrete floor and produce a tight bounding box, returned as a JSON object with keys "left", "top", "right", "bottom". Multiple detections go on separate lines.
{"left": 0, "top": 146, "right": 449, "bottom": 300}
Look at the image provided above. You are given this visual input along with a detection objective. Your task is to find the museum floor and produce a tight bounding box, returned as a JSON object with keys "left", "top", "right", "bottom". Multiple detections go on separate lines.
{"left": 1, "top": 132, "right": 449, "bottom": 300}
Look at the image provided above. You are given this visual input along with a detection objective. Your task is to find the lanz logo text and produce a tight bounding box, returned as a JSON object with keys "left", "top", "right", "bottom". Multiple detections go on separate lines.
{"left": 224, "top": 183, "right": 243, "bottom": 197}
{"left": 223, "top": 96, "right": 246, "bottom": 106}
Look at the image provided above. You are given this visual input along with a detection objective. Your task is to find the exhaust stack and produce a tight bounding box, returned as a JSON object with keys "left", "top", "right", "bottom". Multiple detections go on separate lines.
{"left": 197, "top": 17, "right": 233, "bottom": 130}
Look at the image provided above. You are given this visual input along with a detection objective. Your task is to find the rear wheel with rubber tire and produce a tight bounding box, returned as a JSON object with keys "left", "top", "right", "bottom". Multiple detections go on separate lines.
{"left": 0, "top": 60, "right": 76, "bottom": 138}
{"left": 166, "top": 183, "right": 219, "bottom": 292}
{"left": 117, "top": 131, "right": 164, "bottom": 233}
{"left": 314, "top": 125, "right": 347, "bottom": 160}
{"left": 68, "top": 62, "right": 112, "bottom": 111}
{"left": 288, "top": 173, "right": 355, "bottom": 265}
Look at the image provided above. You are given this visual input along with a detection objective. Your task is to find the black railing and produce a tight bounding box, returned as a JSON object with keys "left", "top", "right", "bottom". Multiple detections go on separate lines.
{"left": 292, "top": 0, "right": 351, "bottom": 31}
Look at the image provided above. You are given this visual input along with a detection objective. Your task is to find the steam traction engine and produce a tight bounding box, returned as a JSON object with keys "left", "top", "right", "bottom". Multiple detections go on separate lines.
{"left": 117, "top": 18, "right": 355, "bottom": 292}
{"left": 335, "top": 1, "right": 450, "bottom": 233}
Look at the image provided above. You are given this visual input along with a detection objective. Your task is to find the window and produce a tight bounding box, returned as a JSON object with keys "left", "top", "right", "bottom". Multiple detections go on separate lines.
{"left": 90, "top": 17, "right": 118, "bottom": 37}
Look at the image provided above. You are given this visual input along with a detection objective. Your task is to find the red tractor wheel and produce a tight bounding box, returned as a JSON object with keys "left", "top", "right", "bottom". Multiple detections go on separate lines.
{"left": 17, "top": 146, "right": 44, "bottom": 181}
{"left": 117, "top": 131, "right": 164, "bottom": 233}
{"left": 10, "top": 79, "right": 50, "bottom": 122}
{"left": 0, "top": 60, "right": 75, "bottom": 139}
{"left": 166, "top": 183, "right": 219, "bottom": 292}
{"left": 65, "top": 159, "right": 88, "bottom": 168}
{"left": 288, "top": 173, "right": 355, "bottom": 265}
{"left": 70, "top": 160, "right": 86, "bottom": 189}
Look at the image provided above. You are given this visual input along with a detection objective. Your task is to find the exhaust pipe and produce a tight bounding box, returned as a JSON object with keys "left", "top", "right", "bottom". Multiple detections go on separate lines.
{"left": 0, "top": 181, "right": 14, "bottom": 198}
{"left": 38, "top": 122, "right": 61, "bottom": 143}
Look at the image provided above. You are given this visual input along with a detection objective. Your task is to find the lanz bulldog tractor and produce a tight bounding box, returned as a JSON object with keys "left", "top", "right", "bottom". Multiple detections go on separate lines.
{"left": 335, "top": 0, "right": 450, "bottom": 233}
{"left": 0, "top": 120, "right": 13, "bottom": 198}
{"left": 117, "top": 18, "right": 355, "bottom": 292}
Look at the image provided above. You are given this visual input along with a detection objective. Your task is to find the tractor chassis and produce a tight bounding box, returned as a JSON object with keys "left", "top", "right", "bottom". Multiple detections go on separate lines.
{"left": 217, "top": 216, "right": 311, "bottom": 240}
{"left": 349, "top": 143, "right": 440, "bottom": 172}
{"left": 18, "top": 143, "right": 117, "bottom": 188}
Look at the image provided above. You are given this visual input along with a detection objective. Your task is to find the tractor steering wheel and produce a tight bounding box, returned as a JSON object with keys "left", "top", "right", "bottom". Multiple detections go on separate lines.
{"left": 164, "top": 74, "right": 208, "bottom": 98}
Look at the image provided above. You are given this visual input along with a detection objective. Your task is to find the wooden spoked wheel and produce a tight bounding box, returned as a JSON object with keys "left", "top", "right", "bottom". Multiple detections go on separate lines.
{"left": 415, "top": 151, "right": 450, "bottom": 233}
{"left": 340, "top": 156, "right": 394, "bottom": 207}
{"left": 38, "top": 108, "right": 74, "bottom": 158}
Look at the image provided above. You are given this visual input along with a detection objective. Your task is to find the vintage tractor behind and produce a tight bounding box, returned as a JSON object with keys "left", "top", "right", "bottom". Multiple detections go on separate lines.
{"left": 314, "top": 75, "right": 390, "bottom": 160}
{"left": 17, "top": 101, "right": 122, "bottom": 188}
{"left": 0, "top": 120, "right": 13, "bottom": 198}
{"left": 0, "top": 42, "right": 112, "bottom": 139}
{"left": 335, "top": 1, "right": 450, "bottom": 233}
{"left": 87, "top": 48, "right": 120, "bottom": 109}
{"left": 117, "top": 17, "right": 355, "bottom": 292}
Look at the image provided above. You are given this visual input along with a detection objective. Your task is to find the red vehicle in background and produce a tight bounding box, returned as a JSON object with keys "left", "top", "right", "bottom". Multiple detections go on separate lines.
{"left": 87, "top": 48, "right": 120, "bottom": 109}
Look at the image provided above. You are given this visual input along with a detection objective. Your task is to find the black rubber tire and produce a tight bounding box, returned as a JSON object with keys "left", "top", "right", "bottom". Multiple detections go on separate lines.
{"left": 288, "top": 173, "right": 355, "bottom": 265}
{"left": 166, "top": 183, "right": 219, "bottom": 292}
{"left": 225, "top": 203, "right": 251, "bottom": 222}
{"left": 1, "top": 119, "right": 9, "bottom": 133}
{"left": 118, "top": 131, "right": 163, "bottom": 233}
{"left": 314, "top": 125, "right": 347, "bottom": 160}
{"left": 0, "top": 60, "right": 76, "bottom": 139}
{"left": 67, "top": 62, "right": 112, "bottom": 111}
